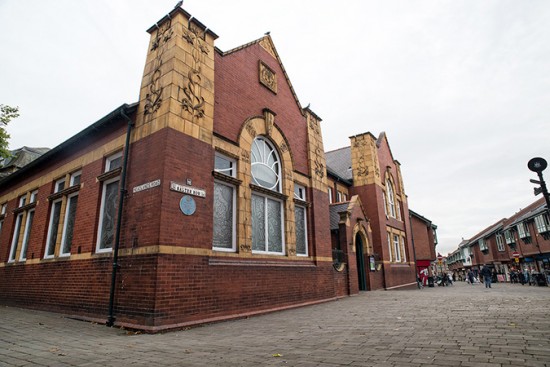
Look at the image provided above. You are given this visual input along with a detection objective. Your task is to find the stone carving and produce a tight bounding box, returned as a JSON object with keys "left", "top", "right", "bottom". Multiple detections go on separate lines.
{"left": 259, "top": 37, "right": 276, "bottom": 58}
{"left": 314, "top": 144, "right": 325, "bottom": 179}
{"left": 179, "top": 23, "right": 210, "bottom": 121}
{"left": 353, "top": 137, "right": 367, "bottom": 148}
{"left": 245, "top": 122, "right": 257, "bottom": 138}
{"left": 288, "top": 248, "right": 296, "bottom": 256}
{"left": 279, "top": 141, "right": 289, "bottom": 153}
{"left": 356, "top": 156, "right": 369, "bottom": 177}
{"left": 144, "top": 20, "right": 173, "bottom": 116}
{"left": 241, "top": 150, "right": 250, "bottom": 164}
{"left": 264, "top": 111, "right": 274, "bottom": 136}
{"left": 309, "top": 115, "right": 320, "bottom": 135}
{"left": 239, "top": 244, "right": 251, "bottom": 252}
{"left": 259, "top": 61, "right": 277, "bottom": 94}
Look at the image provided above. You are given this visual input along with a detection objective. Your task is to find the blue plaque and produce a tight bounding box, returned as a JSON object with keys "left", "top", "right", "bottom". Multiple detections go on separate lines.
{"left": 179, "top": 195, "right": 196, "bottom": 216}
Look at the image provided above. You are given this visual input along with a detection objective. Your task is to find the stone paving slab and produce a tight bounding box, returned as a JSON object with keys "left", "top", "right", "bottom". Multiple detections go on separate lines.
{"left": 1, "top": 282, "right": 549, "bottom": 366}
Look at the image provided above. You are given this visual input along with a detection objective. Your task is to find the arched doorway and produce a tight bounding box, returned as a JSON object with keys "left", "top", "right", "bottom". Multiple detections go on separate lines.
{"left": 355, "top": 233, "right": 367, "bottom": 291}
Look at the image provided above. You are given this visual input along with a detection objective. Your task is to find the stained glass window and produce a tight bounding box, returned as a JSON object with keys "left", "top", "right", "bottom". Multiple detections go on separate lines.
{"left": 251, "top": 137, "right": 284, "bottom": 254}
{"left": 295, "top": 206, "right": 307, "bottom": 256}
{"left": 45, "top": 200, "right": 62, "bottom": 258}
{"left": 61, "top": 194, "right": 79, "bottom": 255}
{"left": 213, "top": 182, "right": 235, "bottom": 250}
{"left": 97, "top": 179, "right": 119, "bottom": 251}
{"left": 19, "top": 209, "right": 34, "bottom": 261}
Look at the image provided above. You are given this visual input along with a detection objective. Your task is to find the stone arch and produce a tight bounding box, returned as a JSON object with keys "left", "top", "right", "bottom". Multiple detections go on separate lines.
{"left": 236, "top": 114, "right": 299, "bottom": 256}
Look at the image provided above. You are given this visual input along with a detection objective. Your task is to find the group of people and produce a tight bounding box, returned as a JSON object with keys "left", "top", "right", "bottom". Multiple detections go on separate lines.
{"left": 467, "top": 265, "right": 493, "bottom": 288}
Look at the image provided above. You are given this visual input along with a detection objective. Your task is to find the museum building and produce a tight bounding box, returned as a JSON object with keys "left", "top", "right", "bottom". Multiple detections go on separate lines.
{"left": 0, "top": 6, "right": 425, "bottom": 331}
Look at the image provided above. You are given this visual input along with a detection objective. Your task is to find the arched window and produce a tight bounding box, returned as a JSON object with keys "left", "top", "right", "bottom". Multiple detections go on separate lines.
{"left": 250, "top": 137, "right": 284, "bottom": 254}
{"left": 386, "top": 179, "right": 396, "bottom": 218}
{"left": 251, "top": 137, "right": 281, "bottom": 192}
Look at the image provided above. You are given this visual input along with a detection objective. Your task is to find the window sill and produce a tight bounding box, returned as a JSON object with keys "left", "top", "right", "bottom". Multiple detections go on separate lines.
{"left": 209, "top": 257, "right": 316, "bottom": 268}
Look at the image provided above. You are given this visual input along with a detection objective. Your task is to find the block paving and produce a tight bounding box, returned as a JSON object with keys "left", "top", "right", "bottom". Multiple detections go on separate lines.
{"left": 1, "top": 281, "right": 549, "bottom": 366}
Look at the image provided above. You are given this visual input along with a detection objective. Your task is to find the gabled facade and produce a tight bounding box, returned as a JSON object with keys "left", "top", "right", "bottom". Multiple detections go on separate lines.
{"left": 448, "top": 197, "right": 550, "bottom": 282}
{"left": 325, "top": 132, "right": 418, "bottom": 290}
{"left": 0, "top": 5, "right": 436, "bottom": 330}
{"left": 409, "top": 210, "right": 438, "bottom": 277}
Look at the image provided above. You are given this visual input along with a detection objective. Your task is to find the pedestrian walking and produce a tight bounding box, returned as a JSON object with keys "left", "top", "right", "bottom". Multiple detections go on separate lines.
{"left": 467, "top": 270, "right": 475, "bottom": 285}
{"left": 481, "top": 265, "right": 492, "bottom": 288}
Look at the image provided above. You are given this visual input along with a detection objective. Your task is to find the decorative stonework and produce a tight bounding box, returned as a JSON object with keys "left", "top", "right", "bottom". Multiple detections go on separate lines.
{"left": 245, "top": 122, "right": 257, "bottom": 138}
{"left": 305, "top": 111, "right": 327, "bottom": 191}
{"left": 356, "top": 156, "right": 368, "bottom": 177}
{"left": 144, "top": 20, "right": 173, "bottom": 116}
{"left": 314, "top": 143, "right": 325, "bottom": 179}
{"left": 259, "top": 37, "right": 277, "bottom": 58}
{"left": 263, "top": 109, "right": 275, "bottom": 136}
{"left": 259, "top": 61, "right": 277, "bottom": 94}
{"left": 178, "top": 23, "right": 210, "bottom": 121}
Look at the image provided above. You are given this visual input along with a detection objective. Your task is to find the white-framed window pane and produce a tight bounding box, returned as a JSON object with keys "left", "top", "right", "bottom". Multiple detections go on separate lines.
{"left": 18, "top": 195, "right": 26, "bottom": 207}
{"left": 1, "top": 203, "right": 6, "bottom": 215}
{"left": 267, "top": 198, "right": 283, "bottom": 253}
{"left": 328, "top": 187, "right": 333, "bottom": 204}
{"left": 70, "top": 171, "right": 82, "bottom": 186}
{"left": 97, "top": 179, "right": 119, "bottom": 251}
{"left": 55, "top": 179, "right": 66, "bottom": 193}
{"left": 19, "top": 209, "right": 35, "bottom": 261}
{"left": 30, "top": 190, "right": 38, "bottom": 203}
{"left": 45, "top": 200, "right": 62, "bottom": 258}
{"left": 382, "top": 192, "right": 388, "bottom": 216}
{"left": 61, "top": 194, "right": 79, "bottom": 255}
{"left": 106, "top": 152, "right": 123, "bottom": 172}
{"left": 387, "top": 233, "right": 392, "bottom": 262}
{"left": 9, "top": 213, "right": 24, "bottom": 261}
{"left": 213, "top": 182, "right": 235, "bottom": 251}
{"left": 251, "top": 194, "right": 266, "bottom": 252}
{"left": 295, "top": 206, "right": 307, "bottom": 256}
{"left": 251, "top": 137, "right": 280, "bottom": 192}
{"left": 214, "top": 154, "right": 236, "bottom": 177}
{"left": 393, "top": 235, "right": 401, "bottom": 262}
{"left": 294, "top": 184, "right": 306, "bottom": 201}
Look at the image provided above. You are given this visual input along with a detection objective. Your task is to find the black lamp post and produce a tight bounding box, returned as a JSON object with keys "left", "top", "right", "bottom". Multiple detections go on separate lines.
{"left": 528, "top": 157, "right": 550, "bottom": 211}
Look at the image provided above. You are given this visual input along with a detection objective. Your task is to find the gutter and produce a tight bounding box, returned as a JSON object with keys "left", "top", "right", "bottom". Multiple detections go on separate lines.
{"left": 106, "top": 107, "right": 135, "bottom": 327}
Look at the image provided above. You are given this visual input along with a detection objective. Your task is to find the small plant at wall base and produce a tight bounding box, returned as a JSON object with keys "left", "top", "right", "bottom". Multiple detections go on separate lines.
{"left": 0, "top": 104, "right": 19, "bottom": 158}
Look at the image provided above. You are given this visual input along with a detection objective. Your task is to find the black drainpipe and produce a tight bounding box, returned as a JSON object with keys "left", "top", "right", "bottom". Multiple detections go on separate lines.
{"left": 107, "top": 107, "right": 134, "bottom": 327}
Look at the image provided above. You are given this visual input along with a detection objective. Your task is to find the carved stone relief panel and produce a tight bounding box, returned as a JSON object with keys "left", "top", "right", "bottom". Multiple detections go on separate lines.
{"left": 259, "top": 61, "right": 277, "bottom": 94}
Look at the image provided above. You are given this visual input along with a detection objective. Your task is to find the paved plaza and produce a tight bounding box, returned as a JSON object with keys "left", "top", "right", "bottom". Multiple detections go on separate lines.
{"left": 1, "top": 281, "right": 549, "bottom": 367}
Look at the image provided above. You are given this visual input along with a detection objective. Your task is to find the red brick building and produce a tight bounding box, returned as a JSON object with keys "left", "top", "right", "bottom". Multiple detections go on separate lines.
{"left": 0, "top": 6, "right": 433, "bottom": 331}
{"left": 409, "top": 210, "right": 438, "bottom": 277}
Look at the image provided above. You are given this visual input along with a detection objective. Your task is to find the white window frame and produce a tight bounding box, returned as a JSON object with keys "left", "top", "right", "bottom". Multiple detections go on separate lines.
{"left": 8, "top": 212, "right": 24, "bottom": 262}
{"left": 382, "top": 192, "right": 388, "bottom": 216}
{"left": 386, "top": 180, "right": 396, "bottom": 218}
{"left": 106, "top": 151, "right": 123, "bottom": 172}
{"left": 517, "top": 222, "right": 530, "bottom": 239}
{"left": 328, "top": 187, "right": 333, "bottom": 204}
{"left": 1, "top": 203, "right": 6, "bottom": 215}
{"left": 96, "top": 176, "right": 120, "bottom": 253}
{"left": 54, "top": 178, "right": 66, "bottom": 193}
{"left": 535, "top": 213, "right": 550, "bottom": 233}
{"left": 213, "top": 180, "right": 237, "bottom": 252}
{"left": 337, "top": 191, "right": 343, "bottom": 203}
{"left": 60, "top": 192, "right": 79, "bottom": 257}
{"left": 387, "top": 233, "right": 392, "bottom": 262}
{"left": 212, "top": 153, "right": 237, "bottom": 252}
{"left": 19, "top": 209, "right": 35, "bottom": 261}
{"left": 504, "top": 229, "right": 515, "bottom": 244}
{"left": 496, "top": 234, "right": 505, "bottom": 252}
{"left": 45, "top": 198, "right": 63, "bottom": 259}
{"left": 18, "top": 195, "right": 26, "bottom": 208}
{"left": 251, "top": 192, "right": 285, "bottom": 255}
{"left": 393, "top": 234, "right": 401, "bottom": 262}
{"left": 479, "top": 238, "right": 488, "bottom": 251}
{"left": 294, "top": 183, "right": 308, "bottom": 256}
{"left": 30, "top": 190, "right": 38, "bottom": 203}
{"left": 70, "top": 170, "right": 82, "bottom": 186}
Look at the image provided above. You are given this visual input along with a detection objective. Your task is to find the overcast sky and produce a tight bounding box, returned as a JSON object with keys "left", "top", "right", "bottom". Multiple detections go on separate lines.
{"left": 1, "top": 0, "right": 549, "bottom": 255}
